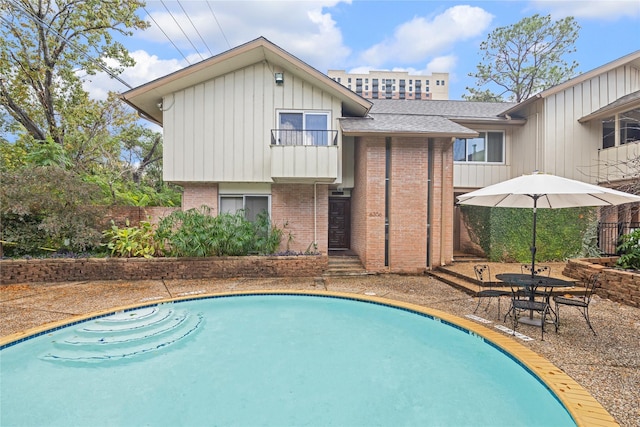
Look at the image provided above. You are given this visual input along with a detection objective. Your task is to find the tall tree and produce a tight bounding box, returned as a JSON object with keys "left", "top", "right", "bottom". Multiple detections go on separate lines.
{"left": 464, "top": 14, "right": 580, "bottom": 102}
{"left": 0, "top": 0, "right": 148, "bottom": 146}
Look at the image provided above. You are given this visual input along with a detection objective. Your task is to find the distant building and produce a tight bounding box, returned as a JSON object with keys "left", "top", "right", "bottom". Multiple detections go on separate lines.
{"left": 327, "top": 70, "right": 449, "bottom": 100}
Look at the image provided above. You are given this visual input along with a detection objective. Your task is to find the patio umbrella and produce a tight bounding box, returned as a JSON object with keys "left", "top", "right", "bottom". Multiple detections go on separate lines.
{"left": 456, "top": 172, "right": 640, "bottom": 277}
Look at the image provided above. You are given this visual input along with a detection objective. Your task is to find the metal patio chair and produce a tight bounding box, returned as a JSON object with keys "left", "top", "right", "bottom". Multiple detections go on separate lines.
{"left": 553, "top": 272, "right": 601, "bottom": 335}
{"left": 508, "top": 281, "right": 554, "bottom": 340}
{"left": 521, "top": 264, "right": 552, "bottom": 300}
{"left": 473, "top": 264, "right": 510, "bottom": 319}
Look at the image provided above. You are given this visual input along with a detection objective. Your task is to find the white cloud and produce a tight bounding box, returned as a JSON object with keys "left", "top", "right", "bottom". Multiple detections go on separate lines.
{"left": 359, "top": 5, "right": 494, "bottom": 67}
{"left": 425, "top": 55, "right": 458, "bottom": 75}
{"left": 82, "top": 50, "right": 185, "bottom": 100}
{"left": 529, "top": 0, "right": 639, "bottom": 20}
{"left": 138, "top": 1, "right": 351, "bottom": 71}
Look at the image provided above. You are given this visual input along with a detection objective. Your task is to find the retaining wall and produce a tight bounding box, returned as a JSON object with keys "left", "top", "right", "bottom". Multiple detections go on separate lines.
{"left": 0, "top": 255, "right": 328, "bottom": 285}
{"left": 563, "top": 257, "right": 640, "bottom": 308}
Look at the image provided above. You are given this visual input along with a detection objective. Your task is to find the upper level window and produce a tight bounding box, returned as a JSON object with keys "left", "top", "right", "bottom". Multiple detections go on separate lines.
{"left": 454, "top": 132, "right": 504, "bottom": 163}
{"left": 602, "top": 108, "right": 640, "bottom": 149}
{"left": 277, "top": 111, "right": 331, "bottom": 146}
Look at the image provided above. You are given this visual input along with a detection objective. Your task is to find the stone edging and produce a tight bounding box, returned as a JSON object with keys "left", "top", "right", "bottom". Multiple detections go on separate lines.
{"left": 0, "top": 255, "right": 328, "bottom": 284}
{"left": 563, "top": 257, "right": 639, "bottom": 308}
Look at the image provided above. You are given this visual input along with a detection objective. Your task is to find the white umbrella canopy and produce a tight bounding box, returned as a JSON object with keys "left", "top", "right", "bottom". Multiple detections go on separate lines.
{"left": 457, "top": 172, "right": 640, "bottom": 276}
{"left": 456, "top": 173, "right": 640, "bottom": 208}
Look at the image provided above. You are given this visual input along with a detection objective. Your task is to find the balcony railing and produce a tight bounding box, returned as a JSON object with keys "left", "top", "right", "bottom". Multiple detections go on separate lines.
{"left": 271, "top": 129, "right": 338, "bottom": 146}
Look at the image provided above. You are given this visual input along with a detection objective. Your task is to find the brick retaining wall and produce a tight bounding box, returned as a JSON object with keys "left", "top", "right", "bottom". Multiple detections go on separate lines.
{"left": 0, "top": 256, "right": 328, "bottom": 285}
{"left": 563, "top": 257, "right": 640, "bottom": 308}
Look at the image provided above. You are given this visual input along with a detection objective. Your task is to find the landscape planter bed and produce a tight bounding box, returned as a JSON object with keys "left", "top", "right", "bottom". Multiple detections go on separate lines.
{"left": 563, "top": 257, "right": 640, "bottom": 308}
{"left": 0, "top": 255, "right": 328, "bottom": 285}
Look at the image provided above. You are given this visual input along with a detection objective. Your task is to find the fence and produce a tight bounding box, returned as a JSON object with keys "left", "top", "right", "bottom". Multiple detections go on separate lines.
{"left": 598, "top": 222, "right": 640, "bottom": 256}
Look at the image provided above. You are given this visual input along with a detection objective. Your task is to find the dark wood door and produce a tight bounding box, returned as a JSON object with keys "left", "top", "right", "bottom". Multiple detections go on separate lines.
{"left": 329, "top": 198, "right": 350, "bottom": 249}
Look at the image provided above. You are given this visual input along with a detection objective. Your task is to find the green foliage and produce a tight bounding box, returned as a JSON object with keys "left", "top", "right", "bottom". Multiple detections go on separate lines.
{"left": 103, "top": 219, "right": 159, "bottom": 258}
{"left": 0, "top": 165, "right": 103, "bottom": 256}
{"left": 578, "top": 212, "right": 602, "bottom": 258}
{"left": 616, "top": 229, "right": 640, "bottom": 270}
{"left": 0, "top": 0, "right": 148, "bottom": 146}
{"left": 156, "top": 207, "right": 284, "bottom": 257}
{"left": 464, "top": 14, "right": 579, "bottom": 102}
{"left": 461, "top": 205, "right": 593, "bottom": 262}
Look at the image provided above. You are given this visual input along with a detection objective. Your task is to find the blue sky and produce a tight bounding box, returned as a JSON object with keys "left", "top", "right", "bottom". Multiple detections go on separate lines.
{"left": 90, "top": 1, "right": 640, "bottom": 101}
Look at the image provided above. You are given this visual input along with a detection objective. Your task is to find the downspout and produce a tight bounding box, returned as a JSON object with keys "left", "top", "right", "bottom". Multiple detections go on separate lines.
{"left": 314, "top": 182, "right": 318, "bottom": 248}
{"left": 426, "top": 139, "right": 434, "bottom": 268}
{"left": 440, "top": 141, "right": 449, "bottom": 267}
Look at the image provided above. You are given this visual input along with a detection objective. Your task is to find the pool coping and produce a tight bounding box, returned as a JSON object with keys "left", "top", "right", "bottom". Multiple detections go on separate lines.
{"left": 0, "top": 289, "right": 619, "bottom": 427}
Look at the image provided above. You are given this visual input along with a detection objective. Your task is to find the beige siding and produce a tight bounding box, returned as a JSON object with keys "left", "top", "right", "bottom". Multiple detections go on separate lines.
{"left": 163, "top": 63, "right": 343, "bottom": 183}
{"left": 598, "top": 144, "right": 640, "bottom": 182}
{"left": 510, "top": 64, "right": 640, "bottom": 184}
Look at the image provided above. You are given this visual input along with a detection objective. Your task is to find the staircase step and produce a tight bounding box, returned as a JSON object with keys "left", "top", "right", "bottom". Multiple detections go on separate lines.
{"left": 325, "top": 255, "right": 369, "bottom": 276}
{"left": 41, "top": 305, "right": 203, "bottom": 364}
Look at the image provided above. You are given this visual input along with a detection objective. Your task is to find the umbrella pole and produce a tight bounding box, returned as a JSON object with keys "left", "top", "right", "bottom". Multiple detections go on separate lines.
{"left": 530, "top": 196, "right": 539, "bottom": 278}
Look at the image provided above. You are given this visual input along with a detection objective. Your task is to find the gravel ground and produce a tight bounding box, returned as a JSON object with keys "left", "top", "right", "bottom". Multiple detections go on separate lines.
{"left": 1, "top": 270, "right": 638, "bottom": 426}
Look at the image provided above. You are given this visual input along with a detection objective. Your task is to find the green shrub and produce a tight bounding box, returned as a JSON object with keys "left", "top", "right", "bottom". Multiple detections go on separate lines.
{"left": 102, "top": 219, "right": 159, "bottom": 258}
{"left": 0, "top": 165, "right": 102, "bottom": 256}
{"left": 461, "top": 205, "right": 594, "bottom": 262}
{"left": 616, "top": 228, "right": 640, "bottom": 270}
{"left": 155, "top": 206, "right": 285, "bottom": 257}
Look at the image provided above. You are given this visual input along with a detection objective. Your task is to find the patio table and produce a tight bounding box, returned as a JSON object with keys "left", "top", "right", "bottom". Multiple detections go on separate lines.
{"left": 495, "top": 273, "right": 576, "bottom": 327}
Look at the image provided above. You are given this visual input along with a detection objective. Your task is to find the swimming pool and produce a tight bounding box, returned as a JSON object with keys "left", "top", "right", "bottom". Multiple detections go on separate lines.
{"left": 1, "top": 292, "right": 576, "bottom": 426}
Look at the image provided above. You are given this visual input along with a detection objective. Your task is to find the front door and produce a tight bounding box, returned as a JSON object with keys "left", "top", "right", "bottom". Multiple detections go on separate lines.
{"left": 329, "top": 198, "right": 350, "bottom": 249}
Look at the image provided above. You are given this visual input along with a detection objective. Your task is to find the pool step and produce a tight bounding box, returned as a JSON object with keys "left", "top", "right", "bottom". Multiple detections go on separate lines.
{"left": 42, "top": 305, "right": 203, "bottom": 364}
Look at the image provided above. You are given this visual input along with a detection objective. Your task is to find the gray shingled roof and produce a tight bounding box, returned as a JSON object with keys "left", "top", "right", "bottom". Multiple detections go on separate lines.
{"left": 369, "top": 99, "right": 517, "bottom": 117}
{"left": 341, "top": 114, "right": 478, "bottom": 136}
{"left": 340, "top": 99, "right": 518, "bottom": 136}
{"left": 579, "top": 90, "right": 640, "bottom": 122}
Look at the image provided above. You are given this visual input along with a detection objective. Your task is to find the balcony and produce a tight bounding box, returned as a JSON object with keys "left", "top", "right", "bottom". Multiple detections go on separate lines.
{"left": 270, "top": 130, "right": 339, "bottom": 183}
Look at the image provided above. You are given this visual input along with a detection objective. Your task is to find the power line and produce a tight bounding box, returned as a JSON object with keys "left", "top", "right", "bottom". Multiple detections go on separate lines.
{"left": 160, "top": 0, "right": 205, "bottom": 62}
{"left": 206, "top": 1, "right": 232, "bottom": 50}
{"left": 143, "top": 5, "right": 191, "bottom": 64}
{"left": 177, "top": 0, "right": 213, "bottom": 57}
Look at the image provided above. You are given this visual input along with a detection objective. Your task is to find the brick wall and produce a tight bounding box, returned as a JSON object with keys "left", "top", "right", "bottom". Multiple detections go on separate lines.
{"left": 351, "top": 136, "right": 454, "bottom": 273}
{"left": 0, "top": 255, "right": 328, "bottom": 285}
{"left": 182, "top": 183, "right": 219, "bottom": 213}
{"left": 389, "top": 139, "right": 428, "bottom": 272}
{"left": 563, "top": 257, "right": 639, "bottom": 307}
{"left": 271, "top": 184, "right": 328, "bottom": 253}
{"left": 103, "top": 206, "right": 179, "bottom": 227}
{"left": 431, "top": 139, "right": 454, "bottom": 267}
{"left": 352, "top": 137, "right": 386, "bottom": 272}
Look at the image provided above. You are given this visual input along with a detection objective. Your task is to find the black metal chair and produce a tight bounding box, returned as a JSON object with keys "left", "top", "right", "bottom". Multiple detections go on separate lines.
{"left": 508, "top": 281, "right": 554, "bottom": 340}
{"left": 521, "top": 264, "right": 552, "bottom": 301}
{"left": 521, "top": 264, "right": 551, "bottom": 277}
{"left": 553, "top": 272, "right": 601, "bottom": 335}
{"left": 473, "top": 265, "right": 510, "bottom": 319}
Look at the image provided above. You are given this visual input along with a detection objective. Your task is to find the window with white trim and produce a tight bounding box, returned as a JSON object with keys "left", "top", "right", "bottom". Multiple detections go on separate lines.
{"left": 454, "top": 131, "right": 505, "bottom": 163}
{"left": 602, "top": 108, "right": 640, "bottom": 149}
{"left": 220, "top": 195, "right": 269, "bottom": 222}
{"left": 277, "top": 111, "right": 331, "bottom": 146}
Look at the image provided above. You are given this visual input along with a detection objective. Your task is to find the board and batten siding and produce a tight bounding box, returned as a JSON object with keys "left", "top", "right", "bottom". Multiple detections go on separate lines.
{"left": 513, "top": 63, "right": 640, "bottom": 183}
{"left": 162, "top": 62, "right": 343, "bottom": 183}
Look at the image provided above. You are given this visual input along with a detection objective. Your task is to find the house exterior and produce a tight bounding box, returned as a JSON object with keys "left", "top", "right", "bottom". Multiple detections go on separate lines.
{"left": 121, "top": 37, "right": 640, "bottom": 271}
{"left": 327, "top": 69, "right": 449, "bottom": 100}
{"left": 452, "top": 51, "right": 640, "bottom": 253}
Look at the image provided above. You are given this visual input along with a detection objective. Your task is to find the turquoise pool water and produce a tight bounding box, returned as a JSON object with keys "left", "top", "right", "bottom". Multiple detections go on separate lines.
{"left": 0, "top": 294, "right": 575, "bottom": 426}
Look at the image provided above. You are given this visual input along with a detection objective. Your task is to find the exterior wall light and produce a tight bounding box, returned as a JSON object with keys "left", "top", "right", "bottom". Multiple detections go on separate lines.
{"left": 274, "top": 72, "right": 284, "bottom": 85}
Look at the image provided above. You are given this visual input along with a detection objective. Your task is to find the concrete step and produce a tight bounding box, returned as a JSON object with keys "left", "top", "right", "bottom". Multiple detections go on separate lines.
{"left": 428, "top": 268, "right": 587, "bottom": 298}
{"left": 325, "top": 256, "right": 369, "bottom": 276}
